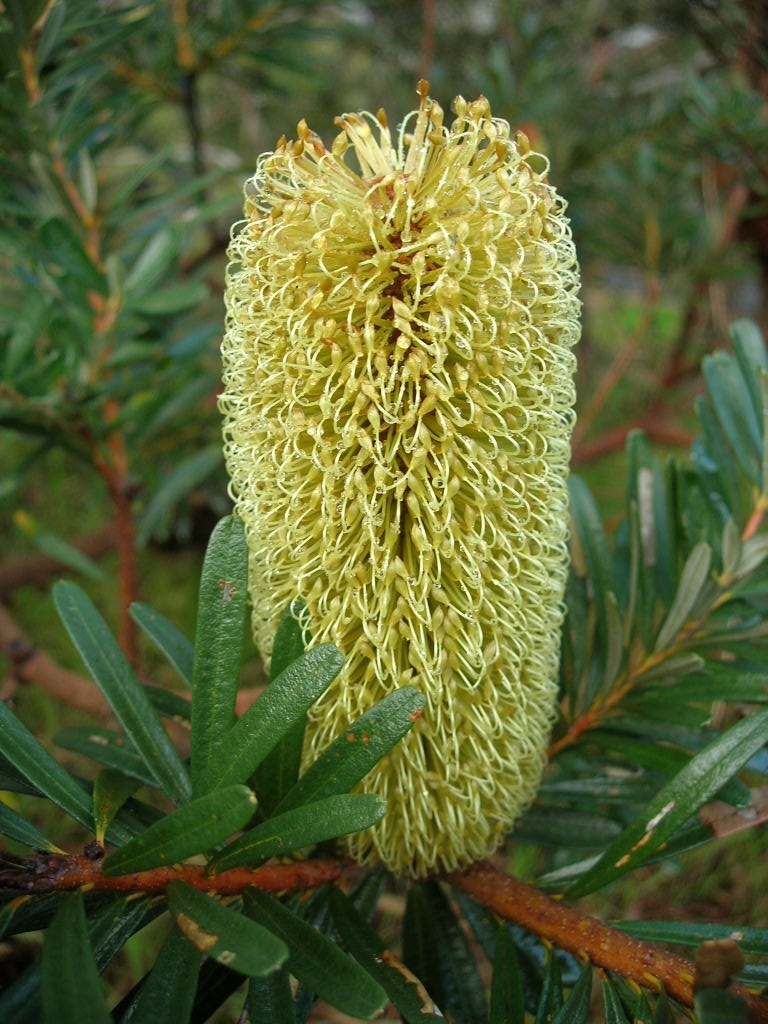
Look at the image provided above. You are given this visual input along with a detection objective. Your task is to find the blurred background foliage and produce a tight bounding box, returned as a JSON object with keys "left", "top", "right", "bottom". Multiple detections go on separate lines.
{"left": 2, "top": 1, "right": 768, "bottom": 1021}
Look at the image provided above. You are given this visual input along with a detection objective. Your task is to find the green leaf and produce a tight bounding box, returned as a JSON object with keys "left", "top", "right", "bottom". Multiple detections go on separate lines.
{"left": 616, "top": 920, "right": 768, "bottom": 956}
{"left": 201, "top": 644, "right": 345, "bottom": 793}
{"left": 125, "top": 925, "right": 201, "bottom": 1024}
{"left": 93, "top": 769, "right": 141, "bottom": 846}
{"left": 255, "top": 602, "right": 309, "bottom": 812}
{"left": 137, "top": 445, "right": 222, "bottom": 548}
{"left": 0, "top": 800, "right": 59, "bottom": 851}
{"left": 13, "top": 512, "right": 106, "bottom": 579}
{"left": 730, "top": 320, "right": 768, "bottom": 425}
{"left": 703, "top": 350, "right": 762, "bottom": 483}
{"left": 209, "top": 793, "right": 385, "bottom": 873}
{"left": 329, "top": 889, "right": 443, "bottom": 1023}
{"left": 168, "top": 881, "right": 288, "bottom": 977}
{"left": 514, "top": 807, "right": 621, "bottom": 849}
{"left": 4, "top": 297, "right": 49, "bottom": 377}
{"left": 652, "top": 987, "right": 676, "bottom": 1024}
{"left": 132, "top": 280, "right": 208, "bottom": 315}
{"left": 55, "top": 726, "right": 159, "bottom": 786}
{"left": 0, "top": 895, "right": 152, "bottom": 1022}
{"left": 568, "top": 707, "right": 768, "bottom": 896}
{"left": 0, "top": 701, "right": 94, "bottom": 829}
{"left": 190, "top": 515, "right": 248, "bottom": 795}
{"left": 402, "top": 885, "right": 445, "bottom": 1014}
{"left": 601, "top": 979, "right": 630, "bottom": 1024}
{"left": 244, "top": 889, "right": 387, "bottom": 1019}
{"left": 695, "top": 989, "right": 750, "bottom": 1024}
{"left": 41, "top": 893, "right": 113, "bottom": 1024}
{"left": 274, "top": 686, "right": 425, "bottom": 814}
{"left": 102, "top": 785, "right": 257, "bottom": 875}
{"left": 124, "top": 224, "right": 180, "bottom": 297}
{"left": 490, "top": 928, "right": 526, "bottom": 1024}
{"left": 422, "top": 880, "right": 487, "bottom": 1024}
{"left": 569, "top": 474, "right": 616, "bottom": 628}
{"left": 694, "top": 400, "right": 745, "bottom": 523}
{"left": 551, "top": 962, "right": 592, "bottom": 1024}
{"left": 144, "top": 685, "right": 191, "bottom": 721}
{"left": 535, "top": 947, "right": 564, "bottom": 1024}
{"left": 248, "top": 968, "right": 296, "bottom": 1024}
{"left": 39, "top": 216, "right": 108, "bottom": 296}
{"left": 129, "top": 603, "right": 194, "bottom": 687}
{"left": 654, "top": 541, "right": 712, "bottom": 651}
{"left": 586, "top": 733, "right": 751, "bottom": 806}
{"left": 53, "top": 580, "right": 191, "bottom": 805}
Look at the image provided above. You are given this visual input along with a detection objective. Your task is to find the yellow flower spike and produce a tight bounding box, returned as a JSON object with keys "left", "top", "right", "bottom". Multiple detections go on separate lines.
{"left": 220, "top": 82, "right": 580, "bottom": 876}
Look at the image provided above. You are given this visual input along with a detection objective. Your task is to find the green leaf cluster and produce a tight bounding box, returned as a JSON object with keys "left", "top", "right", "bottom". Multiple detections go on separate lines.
{"left": 0, "top": 514, "right": 423, "bottom": 1022}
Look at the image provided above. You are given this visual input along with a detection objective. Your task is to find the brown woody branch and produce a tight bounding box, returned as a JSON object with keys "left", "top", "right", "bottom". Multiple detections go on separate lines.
{"left": 0, "top": 851, "right": 343, "bottom": 897}
{"left": 449, "top": 860, "right": 768, "bottom": 1023}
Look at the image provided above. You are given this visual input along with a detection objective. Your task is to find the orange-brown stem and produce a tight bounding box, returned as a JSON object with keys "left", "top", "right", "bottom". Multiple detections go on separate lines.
{"left": 3, "top": 852, "right": 343, "bottom": 896}
{"left": 449, "top": 861, "right": 768, "bottom": 1022}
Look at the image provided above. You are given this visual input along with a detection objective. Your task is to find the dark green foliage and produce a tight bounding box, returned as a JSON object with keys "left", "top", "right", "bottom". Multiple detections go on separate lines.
{"left": 0, "top": 514, "right": 423, "bottom": 1021}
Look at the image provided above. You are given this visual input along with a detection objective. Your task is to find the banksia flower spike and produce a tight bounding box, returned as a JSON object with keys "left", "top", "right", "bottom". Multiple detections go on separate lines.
{"left": 221, "top": 82, "right": 580, "bottom": 876}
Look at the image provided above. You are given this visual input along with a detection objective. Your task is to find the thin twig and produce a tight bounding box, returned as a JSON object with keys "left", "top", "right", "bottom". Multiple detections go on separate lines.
{"left": 0, "top": 852, "right": 344, "bottom": 896}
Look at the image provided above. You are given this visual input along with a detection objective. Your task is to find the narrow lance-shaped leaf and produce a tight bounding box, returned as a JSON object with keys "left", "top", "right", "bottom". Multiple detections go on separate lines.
{"left": 273, "top": 687, "right": 425, "bottom": 814}
{"left": 55, "top": 726, "right": 159, "bottom": 787}
{"left": 41, "top": 893, "right": 113, "bottom": 1024}
{"left": 200, "top": 644, "right": 345, "bottom": 793}
{"left": 615, "top": 920, "right": 768, "bottom": 957}
{"left": 191, "top": 514, "right": 248, "bottom": 795}
{"left": 422, "top": 880, "right": 487, "bottom": 1024}
{"left": 103, "top": 785, "right": 257, "bottom": 875}
{"left": 125, "top": 924, "right": 201, "bottom": 1024}
{"left": 654, "top": 541, "right": 712, "bottom": 651}
{"left": 730, "top": 320, "right": 768, "bottom": 425}
{"left": 695, "top": 990, "right": 750, "bottom": 1024}
{"left": 168, "top": 881, "right": 288, "bottom": 977}
{"left": 53, "top": 581, "right": 191, "bottom": 805}
{"left": 39, "top": 216, "right": 108, "bottom": 295}
{"left": 402, "top": 882, "right": 444, "bottom": 1012}
{"left": 14, "top": 510, "right": 105, "bottom": 580}
{"left": 0, "top": 700, "right": 94, "bottom": 830}
{"left": 209, "top": 793, "right": 385, "bottom": 873}
{"left": 244, "top": 889, "right": 387, "bottom": 1020}
{"left": 93, "top": 769, "right": 141, "bottom": 846}
{"left": 329, "top": 888, "right": 444, "bottom": 1024}
{"left": 535, "top": 947, "right": 565, "bottom": 1024}
{"left": 137, "top": 445, "right": 222, "bottom": 548}
{"left": 489, "top": 927, "right": 525, "bottom": 1024}
{"left": 601, "top": 979, "right": 631, "bottom": 1024}
{"left": 568, "top": 705, "right": 768, "bottom": 897}
{"left": 248, "top": 968, "right": 296, "bottom": 1024}
{"left": 693, "top": 398, "right": 744, "bottom": 523}
{"left": 130, "top": 602, "right": 194, "bottom": 688}
{"left": 255, "top": 601, "right": 309, "bottom": 812}
{"left": 551, "top": 962, "right": 592, "bottom": 1024}
{"left": 132, "top": 280, "right": 209, "bottom": 316}
{"left": 569, "top": 474, "right": 616, "bottom": 632}
{"left": 0, "top": 801, "right": 59, "bottom": 852}
{"left": 124, "top": 224, "right": 180, "bottom": 297}
{"left": 703, "top": 349, "right": 762, "bottom": 483}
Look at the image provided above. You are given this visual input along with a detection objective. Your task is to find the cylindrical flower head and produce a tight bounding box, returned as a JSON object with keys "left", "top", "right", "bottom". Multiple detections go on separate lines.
{"left": 221, "top": 82, "right": 580, "bottom": 876}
